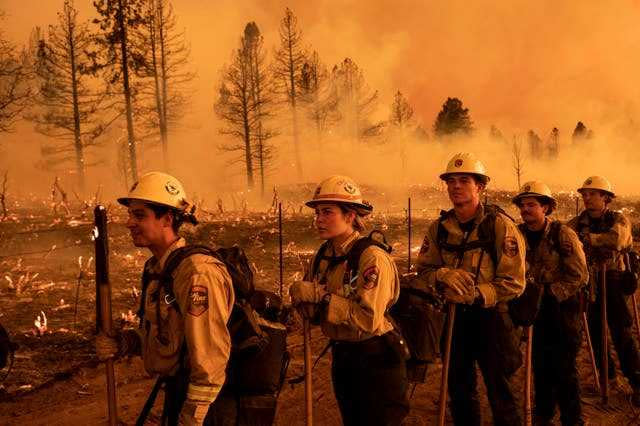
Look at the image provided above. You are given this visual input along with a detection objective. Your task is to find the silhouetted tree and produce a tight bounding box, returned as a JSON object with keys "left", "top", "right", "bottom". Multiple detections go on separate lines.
{"left": 527, "top": 129, "right": 542, "bottom": 158}
{"left": 0, "top": 12, "right": 32, "bottom": 133}
{"left": 273, "top": 7, "right": 304, "bottom": 179}
{"left": 90, "top": 0, "right": 148, "bottom": 182}
{"left": 433, "top": 97, "right": 473, "bottom": 138}
{"left": 572, "top": 121, "right": 588, "bottom": 145}
{"left": 547, "top": 127, "right": 560, "bottom": 159}
{"left": 27, "top": 1, "right": 113, "bottom": 191}
{"left": 389, "top": 90, "right": 415, "bottom": 182}
{"left": 330, "top": 58, "right": 380, "bottom": 143}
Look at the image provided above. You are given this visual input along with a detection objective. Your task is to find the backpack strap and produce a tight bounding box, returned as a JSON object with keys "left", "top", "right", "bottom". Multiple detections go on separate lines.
{"left": 137, "top": 257, "right": 160, "bottom": 329}
{"left": 159, "top": 245, "right": 218, "bottom": 315}
{"left": 346, "top": 230, "right": 392, "bottom": 276}
{"left": 310, "top": 240, "right": 332, "bottom": 279}
{"left": 548, "top": 220, "right": 563, "bottom": 253}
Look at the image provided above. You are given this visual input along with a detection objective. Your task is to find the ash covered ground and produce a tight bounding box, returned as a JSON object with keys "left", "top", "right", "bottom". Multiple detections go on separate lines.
{"left": 0, "top": 185, "right": 639, "bottom": 425}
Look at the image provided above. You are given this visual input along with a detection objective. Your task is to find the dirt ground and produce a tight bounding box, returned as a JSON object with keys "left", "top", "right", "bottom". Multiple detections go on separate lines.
{"left": 1, "top": 192, "right": 640, "bottom": 425}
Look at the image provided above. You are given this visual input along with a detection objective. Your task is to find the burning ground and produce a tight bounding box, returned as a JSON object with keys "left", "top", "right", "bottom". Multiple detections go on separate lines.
{"left": 0, "top": 186, "right": 639, "bottom": 424}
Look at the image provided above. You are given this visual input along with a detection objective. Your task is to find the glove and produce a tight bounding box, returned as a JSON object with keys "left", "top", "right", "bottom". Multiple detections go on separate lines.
{"left": 179, "top": 399, "right": 210, "bottom": 426}
{"left": 436, "top": 269, "right": 475, "bottom": 296}
{"left": 289, "top": 281, "right": 327, "bottom": 306}
{"left": 95, "top": 332, "right": 119, "bottom": 362}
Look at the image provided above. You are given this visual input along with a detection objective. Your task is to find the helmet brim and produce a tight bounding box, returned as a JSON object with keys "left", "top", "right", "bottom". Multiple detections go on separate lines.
{"left": 305, "top": 199, "right": 373, "bottom": 216}
{"left": 439, "top": 172, "right": 490, "bottom": 183}
{"left": 577, "top": 188, "right": 615, "bottom": 198}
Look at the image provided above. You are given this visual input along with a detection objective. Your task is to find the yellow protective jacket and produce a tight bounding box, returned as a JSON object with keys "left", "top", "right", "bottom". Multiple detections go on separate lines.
{"left": 519, "top": 220, "right": 588, "bottom": 303}
{"left": 136, "top": 238, "right": 235, "bottom": 405}
{"left": 567, "top": 209, "right": 633, "bottom": 271}
{"left": 306, "top": 231, "right": 401, "bottom": 342}
{"left": 412, "top": 204, "right": 526, "bottom": 307}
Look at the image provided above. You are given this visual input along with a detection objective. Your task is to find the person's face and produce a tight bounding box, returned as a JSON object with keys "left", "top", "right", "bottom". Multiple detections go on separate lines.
{"left": 581, "top": 189, "right": 607, "bottom": 213}
{"left": 518, "top": 197, "right": 547, "bottom": 226}
{"left": 446, "top": 174, "right": 483, "bottom": 206}
{"left": 314, "top": 203, "right": 354, "bottom": 240}
{"left": 126, "top": 200, "right": 171, "bottom": 247}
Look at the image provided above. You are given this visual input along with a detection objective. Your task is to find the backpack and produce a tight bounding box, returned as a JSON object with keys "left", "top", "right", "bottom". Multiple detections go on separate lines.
{"left": 311, "top": 231, "right": 439, "bottom": 383}
{"left": 137, "top": 245, "right": 289, "bottom": 395}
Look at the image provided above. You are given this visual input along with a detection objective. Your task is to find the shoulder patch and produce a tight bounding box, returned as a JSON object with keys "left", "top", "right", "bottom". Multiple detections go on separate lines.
{"left": 362, "top": 265, "right": 379, "bottom": 290}
{"left": 188, "top": 285, "right": 209, "bottom": 316}
{"left": 502, "top": 236, "right": 519, "bottom": 258}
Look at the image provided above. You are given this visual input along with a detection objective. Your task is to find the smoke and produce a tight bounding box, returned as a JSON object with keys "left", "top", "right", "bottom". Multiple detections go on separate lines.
{"left": 2, "top": 0, "right": 640, "bottom": 203}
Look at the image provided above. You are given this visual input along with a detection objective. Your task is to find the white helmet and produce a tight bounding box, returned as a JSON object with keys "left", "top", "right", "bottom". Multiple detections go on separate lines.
{"left": 578, "top": 176, "right": 615, "bottom": 198}
{"left": 305, "top": 175, "right": 373, "bottom": 216}
{"left": 439, "top": 152, "right": 490, "bottom": 183}
{"left": 512, "top": 180, "right": 557, "bottom": 214}
{"left": 118, "top": 172, "right": 191, "bottom": 211}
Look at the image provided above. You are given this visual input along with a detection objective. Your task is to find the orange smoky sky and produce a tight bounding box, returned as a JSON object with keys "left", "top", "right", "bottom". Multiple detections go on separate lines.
{"left": 1, "top": 0, "right": 640, "bottom": 197}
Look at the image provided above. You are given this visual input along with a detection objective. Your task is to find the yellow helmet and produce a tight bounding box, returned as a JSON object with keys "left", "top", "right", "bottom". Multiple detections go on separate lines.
{"left": 118, "top": 171, "right": 191, "bottom": 211}
{"left": 439, "top": 152, "right": 490, "bottom": 183}
{"left": 305, "top": 175, "right": 373, "bottom": 216}
{"left": 577, "top": 175, "right": 615, "bottom": 198}
{"left": 512, "top": 180, "right": 557, "bottom": 214}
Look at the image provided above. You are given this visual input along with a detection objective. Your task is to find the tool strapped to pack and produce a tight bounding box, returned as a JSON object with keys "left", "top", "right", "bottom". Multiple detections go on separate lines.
{"left": 135, "top": 244, "right": 289, "bottom": 424}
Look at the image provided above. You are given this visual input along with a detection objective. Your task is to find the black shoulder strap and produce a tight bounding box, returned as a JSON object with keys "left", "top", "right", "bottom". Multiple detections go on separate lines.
{"left": 311, "top": 240, "right": 331, "bottom": 278}
{"left": 137, "top": 257, "right": 159, "bottom": 329}
{"left": 346, "top": 231, "right": 392, "bottom": 275}
{"left": 160, "top": 245, "right": 218, "bottom": 314}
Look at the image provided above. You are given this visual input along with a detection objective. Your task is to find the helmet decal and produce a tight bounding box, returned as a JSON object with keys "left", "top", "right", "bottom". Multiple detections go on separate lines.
{"left": 130, "top": 181, "right": 138, "bottom": 192}
{"left": 454, "top": 159, "right": 464, "bottom": 167}
{"left": 344, "top": 183, "right": 356, "bottom": 194}
{"left": 524, "top": 184, "right": 531, "bottom": 192}
{"left": 165, "top": 182, "right": 180, "bottom": 195}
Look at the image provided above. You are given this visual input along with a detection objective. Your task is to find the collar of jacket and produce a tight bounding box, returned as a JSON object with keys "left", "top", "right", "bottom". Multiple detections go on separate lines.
{"left": 519, "top": 217, "right": 552, "bottom": 251}
{"left": 329, "top": 231, "right": 361, "bottom": 256}
{"left": 441, "top": 203, "right": 486, "bottom": 230}
{"left": 152, "top": 237, "right": 186, "bottom": 273}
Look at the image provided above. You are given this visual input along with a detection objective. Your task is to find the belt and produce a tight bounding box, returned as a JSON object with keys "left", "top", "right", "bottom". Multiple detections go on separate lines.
{"left": 332, "top": 334, "right": 388, "bottom": 353}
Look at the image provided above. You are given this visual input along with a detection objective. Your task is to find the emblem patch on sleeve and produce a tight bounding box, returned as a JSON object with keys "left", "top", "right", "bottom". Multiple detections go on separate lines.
{"left": 362, "top": 266, "right": 379, "bottom": 290}
{"left": 419, "top": 236, "right": 430, "bottom": 255}
{"left": 188, "top": 285, "right": 209, "bottom": 317}
{"left": 502, "top": 236, "right": 519, "bottom": 258}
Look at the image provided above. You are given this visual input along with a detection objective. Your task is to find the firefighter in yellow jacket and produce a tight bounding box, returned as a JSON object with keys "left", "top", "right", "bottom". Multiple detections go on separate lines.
{"left": 567, "top": 176, "right": 640, "bottom": 405}
{"left": 95, "top": 172, "right": 234, "bottom": 425}
{"left": 289, "top": 175, "right": 409, "bottom": 426}
{"left": 410, "top": 153, "right": 526, "bottom": 426}
{"left": 513, "top": 181, "right": 588, "bottom": 425}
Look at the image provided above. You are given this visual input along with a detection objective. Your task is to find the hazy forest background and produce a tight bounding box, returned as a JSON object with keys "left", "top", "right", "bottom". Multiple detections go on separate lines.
{"left": 1, "top": 0, "right": 640, "bottom": 207}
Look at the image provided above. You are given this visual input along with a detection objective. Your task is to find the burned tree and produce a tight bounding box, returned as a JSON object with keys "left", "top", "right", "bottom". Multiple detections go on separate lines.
{"left": 245, "top": 23, "right": 276, "bottom": 198}
{"left": 512, "top": 136, "right": 525, "bottom": 190}
{"left": 273, "top": 7, "right": 305, "bottom": 180}
{"left": 90, "top": 0, "right": 148, "bottom": 183}
{"left": 27, "top": 1, "right": 112, "bottom": 192}
{"left": 527, "top": 130, "right": 542, "bottom": 158}
{"left": 135, "top": 0, "right": 194, "bottom": 170}
{"left": 299, "top": 51, "right": 338, "bottom": 150}
{"left": 330, "top": 58, "right": 380, "bottom": 143}
{"left": 215, "top": 23, "right": 276, "bottom": 193}
{"left": 0, "top": 12, "right": 32, "bottom": 133}
{"left": 389, "top": 90, "right": 415, "bottom": 183}
{"left": 572, "top": 121, "right": 590, "bottom": 145}
{"left": 547, "top": 127, "right": 560, "bottom": 159}
{"left": 433, "top": 97, "right": 473, "bottom": 138}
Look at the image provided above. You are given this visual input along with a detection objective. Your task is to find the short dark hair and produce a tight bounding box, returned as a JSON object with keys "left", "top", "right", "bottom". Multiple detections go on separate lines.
{"left": 147, "top": 203, "right": 183, "bottom": 233}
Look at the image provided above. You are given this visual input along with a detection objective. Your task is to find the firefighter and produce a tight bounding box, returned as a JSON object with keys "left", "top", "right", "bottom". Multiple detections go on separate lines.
{"left": 568, "top": 176, "right": 640, "bottom": 405}
{"left": 513, "top": 181, "right": 587, "bottom": 425}
{"left": 289, "top": 175, "right": 409, "bottom": 426}
{"left": 95, "top": 172, "right": 235, "bottom": 425}
{"left": 410, "top": 152, "right": 526, "bottom": 426}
